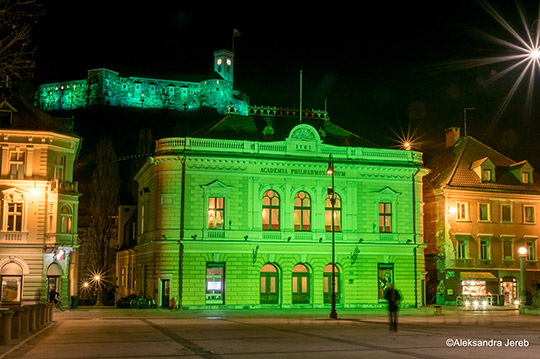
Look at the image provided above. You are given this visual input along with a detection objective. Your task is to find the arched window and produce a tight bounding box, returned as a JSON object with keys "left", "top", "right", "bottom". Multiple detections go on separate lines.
{"left": 60, "top": 205, "right": 73, "bottom": 233}
{"left": 294, "top": 191, "right": 311, "bottom": 231}
{"left": 1, "top": 262, "right": 23, "bottom": 303}
{"left": 262, "top": 190, "right": 280, "bottom": 231}
{"left": 325, "top": 193, "right": 342, "bottom": 232}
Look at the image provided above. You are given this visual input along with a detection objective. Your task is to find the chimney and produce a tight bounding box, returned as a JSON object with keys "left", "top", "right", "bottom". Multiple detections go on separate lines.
{"left": 445, "top": 127, "right": 460, "bottom": 148}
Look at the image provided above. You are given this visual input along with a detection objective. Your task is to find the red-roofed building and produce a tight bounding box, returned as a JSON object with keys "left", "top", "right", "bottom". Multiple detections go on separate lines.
{"left": 424, "top": 127, "right": 540, "bottom": 306}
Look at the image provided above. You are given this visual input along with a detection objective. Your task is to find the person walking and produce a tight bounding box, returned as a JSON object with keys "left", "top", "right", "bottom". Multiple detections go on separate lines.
{"left": 384, "top": 283, "right": 401, "bottom": 332}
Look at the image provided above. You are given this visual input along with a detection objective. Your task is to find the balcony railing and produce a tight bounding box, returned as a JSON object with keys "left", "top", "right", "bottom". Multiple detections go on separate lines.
{"left": 0, "top": 232, "right": 28, "bottom": 243}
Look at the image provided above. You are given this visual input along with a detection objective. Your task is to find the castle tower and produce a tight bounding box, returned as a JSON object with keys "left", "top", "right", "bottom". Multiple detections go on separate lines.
{"left": 214, "top": 49, "right": 234, "bottom": 83}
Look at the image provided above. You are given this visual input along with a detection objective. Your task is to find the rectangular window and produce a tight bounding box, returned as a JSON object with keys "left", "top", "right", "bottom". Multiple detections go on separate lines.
{"left": 456, "top": 202, "right": 468, "bottom": 220}
{"left": 527, "top": 241, "right": 536, "bottom": 261}
{"left": 522, "top": 172, "right": 531, "bottom": 184}
{"left": 479, "top": 203, "right": 490, "bottom": 221}
{"left": 6, "top": 202, "right": 23, "bottom": 232}
{"left": 482, "top": 169, "right": 492, "bottom": 182}
{"left": 53, "top": 155, "right": 65, "bottom": 181}
{"left": 9, "top": 148, "right": 25, "bottom": 180}
{"left": 502, "top": 204, "right": 512, "bottom": 222}
{"left": 208, "top": 197, "right": 224, "bottom": 229}
{"left": 480, "top": 240, "right": 490, "bottom": 259}
{"left": 378, "top": 202, "right": 392, "bottom": 233}
{"left": 503, "top": 241, "right": 513, "bottom": 259}
{"left": 524, "top": 205, "right": 535, "bottom": 224}
{"left": 458, "top": 240, "right": 467, "bottom": 259}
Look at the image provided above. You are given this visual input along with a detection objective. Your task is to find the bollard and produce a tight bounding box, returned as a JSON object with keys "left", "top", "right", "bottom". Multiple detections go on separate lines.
{"left": 38, "top": 303, "right": 46, "bottom": 327}
{"left": 0, "top": 310, "right": 14, "bottom": 345}
{"left": 21, "top": 306, "right": 31, "bottom": 335}
{"left": 47, "top": 303, "right": 54, "bottom": 322}
{"left": 11, "top": 307, "right": 23, "bottom": 339}
{"left": 29, "top": 305, "right": 38, "bottom": 332}
{"left": 434, "top": 305, "right": 443, "bottom": 316}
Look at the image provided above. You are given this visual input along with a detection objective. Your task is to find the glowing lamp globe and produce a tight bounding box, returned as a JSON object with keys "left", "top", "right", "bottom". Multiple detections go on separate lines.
{"left": 518, "top": 247, "right": 527, "bottom": 256}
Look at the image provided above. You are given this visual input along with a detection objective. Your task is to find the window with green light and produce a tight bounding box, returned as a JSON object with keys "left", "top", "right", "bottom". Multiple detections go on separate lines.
{"left": 325, "top": 193, "right": 341, "bottom": 232}
{"left": 294, "top": 191, "right": 311, "bottom": 231}
{"left": 262, "top": 190, "right": 280, "bottom": 231}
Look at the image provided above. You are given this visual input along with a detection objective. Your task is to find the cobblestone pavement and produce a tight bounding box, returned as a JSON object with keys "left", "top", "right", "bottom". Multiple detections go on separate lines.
{"left": 2, "top": 306, "right": 539, "bottom": 359}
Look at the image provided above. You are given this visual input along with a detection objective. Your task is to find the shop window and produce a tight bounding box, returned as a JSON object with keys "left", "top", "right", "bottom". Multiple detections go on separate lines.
{"left": 60, "top": 205, "right": 73, "bottom": 233}
{"left": 262, "top": 190, "right": 280, "bottom": 231}
{"left": 527, "top": 241, "right": 536, "bottom": 261}
{"left": 325, "top": 193, "right": 341, "bottom": 232}
{"left": 524, "top": 205, "right": 535, "bottom": 224}
{"left": 378, "top": 202, "right": 392, "bottom": 232}
{"left": 208, "top": 197, "right": 225, "bottom": 229}
{"left": 480, "top": 240, "right": 490, "bottom": 260}
{"left": 206, "top": 262, "right": 224, "bottom": 304}
{"left": 502, "top": 204, "right": 512, "bottom": 222}
{"left": 294, "top": 191, "right": 311, "bottom": 231}
{"left": 462, "top": 280, "right": 486, "bottom": 296}
{"left": 479, "top": 203, "right": 490, "bottom": 221}
{"left": 1, "top": 262, "right": 23, "bottom": 303}
{"left": 377, "top": 263, "right": 394, "bottom": 301}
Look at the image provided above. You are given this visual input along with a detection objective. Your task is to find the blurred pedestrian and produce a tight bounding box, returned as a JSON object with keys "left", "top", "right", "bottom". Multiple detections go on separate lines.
{"left": 384, "top": 283, "right": 401, "bottom": 332}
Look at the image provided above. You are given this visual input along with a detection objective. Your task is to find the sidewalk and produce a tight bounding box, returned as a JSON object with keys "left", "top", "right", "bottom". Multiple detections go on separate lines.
{"left": 0, "top": 304, "right": 520, "bottom": 359}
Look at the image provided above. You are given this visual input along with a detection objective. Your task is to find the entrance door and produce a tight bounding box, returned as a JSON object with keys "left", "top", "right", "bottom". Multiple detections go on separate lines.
{"left": 292, "top": 264, "right": 310, "bottom": 304}
{"left": 260, "top": 263, "right": 279, "bottom": 304}
{"left": 161, "top": 279, "right": 170, "bottom": 308}
{"left": 323, "top": 264, "right": 340, "bottom": 304}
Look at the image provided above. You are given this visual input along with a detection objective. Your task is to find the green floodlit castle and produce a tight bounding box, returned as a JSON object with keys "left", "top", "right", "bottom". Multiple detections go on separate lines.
{"left": 131, "top": 112, "right": 430, "bottom": 309}
{"left": 34, "top": 50, "right": 249, "bottom": 115}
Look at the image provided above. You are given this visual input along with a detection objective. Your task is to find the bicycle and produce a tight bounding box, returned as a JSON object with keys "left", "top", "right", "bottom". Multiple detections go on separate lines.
{"left": 129, "top": 296, "right": 155, "bottom": 309}
{"left": 55, "top": 297, "right": 67, "bottom": 311}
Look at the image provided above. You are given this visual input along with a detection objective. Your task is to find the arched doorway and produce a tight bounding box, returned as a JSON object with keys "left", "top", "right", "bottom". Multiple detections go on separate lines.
{"left": 323, "top": 264, "right": 340, "bottom": 304}
{"left": 47, "top": 262, "right": 63, "bottom": 301}
{"left": 1, "top": 262, "right": 23, "bottom": 303}
{"left": 260, "top": 263, "right": 279, "bottom": 304}
{"left": 292, "top": 264, "right": 310, "bottom": 304}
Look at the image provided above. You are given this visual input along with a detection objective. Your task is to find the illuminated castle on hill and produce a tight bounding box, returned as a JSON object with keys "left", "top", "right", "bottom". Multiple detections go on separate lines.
{"left": 35, "top": 50, "right": 250, "bottom": 115}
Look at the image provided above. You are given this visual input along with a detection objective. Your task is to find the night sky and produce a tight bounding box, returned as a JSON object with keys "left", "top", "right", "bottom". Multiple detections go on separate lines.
{"left": 32, "top": 1, "right": 540, "bottom": 167}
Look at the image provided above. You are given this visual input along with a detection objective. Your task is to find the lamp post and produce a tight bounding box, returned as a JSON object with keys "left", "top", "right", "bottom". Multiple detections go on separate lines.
{"left": 518, "top": 246, "right": 527, "bottom": 309}
{"left": 326, "top": 154, "right": 338, "bottom": 319}
{"left": 94, "top": 275, "right": 103, "bottom": 306}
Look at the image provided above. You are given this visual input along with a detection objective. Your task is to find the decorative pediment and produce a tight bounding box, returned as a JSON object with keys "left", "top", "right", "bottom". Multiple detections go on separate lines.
{"left": 200, "top": 179, "right": 231, "bottom": 196}
{"left": 288, "top": 124, "right": 321, "bottom": 142}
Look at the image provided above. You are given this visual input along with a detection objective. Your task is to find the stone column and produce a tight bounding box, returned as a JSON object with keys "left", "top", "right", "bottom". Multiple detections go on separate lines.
{"left": 38, "top": 303, "right": 46, "bottom": 327}
{"left": 11, "top": 307, "right": 23, "bottom": 339}
{"left": 0, "top": 310, "right": 14, "bottom": 345}
{"left": 29, "top": 305, "right": 38, "bottom": 332}
{"left": 21, "top": 306, "right": 31, "bottom": 335}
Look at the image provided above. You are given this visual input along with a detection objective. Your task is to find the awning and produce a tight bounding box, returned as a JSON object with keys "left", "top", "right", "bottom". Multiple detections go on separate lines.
{"left": 460, "top": 272, "right": 498, "bottom": 281}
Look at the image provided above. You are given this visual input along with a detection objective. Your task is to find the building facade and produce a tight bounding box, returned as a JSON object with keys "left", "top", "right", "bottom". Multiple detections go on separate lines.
{"left": 34, "top": 50, "right": 249, "bottom": 116}
{"left": 0, "top": 96, "right": 81, "bottom": 306}
{"left": 133, "top": 121, "right": 428, "bottom": 309}
{"left": 424, "top": 128, "right": 540, "bottom": 305}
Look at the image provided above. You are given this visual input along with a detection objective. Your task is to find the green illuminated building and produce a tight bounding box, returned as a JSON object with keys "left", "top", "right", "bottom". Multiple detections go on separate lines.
{"left": 132, "top": 115, "right": 429, "bottom": 309}
{"left": 34, "top": 50, "right": 249, "bottom": 115}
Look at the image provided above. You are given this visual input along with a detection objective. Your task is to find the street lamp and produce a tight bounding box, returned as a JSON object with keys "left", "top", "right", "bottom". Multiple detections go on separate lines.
{"left": 326, "top": 154, "right": 338, "bottom": 319}
{"left": 518, "top": 246, "right": 527, "bottom": 309}
{"left": 94, "top": 275, "right": 103, "bottom": 306}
